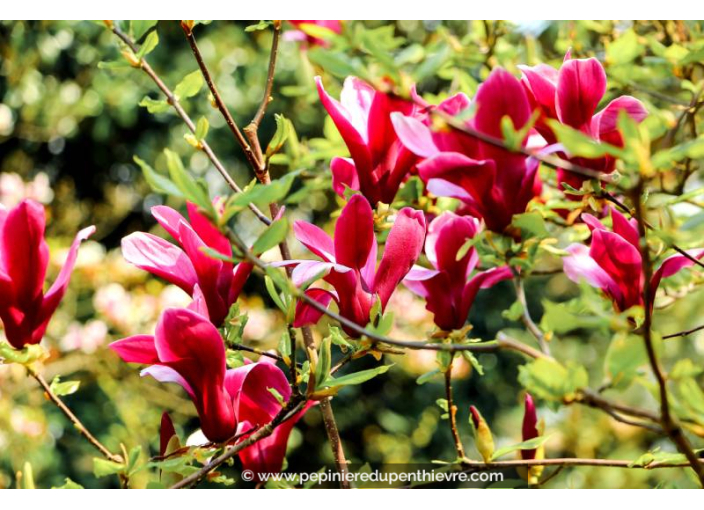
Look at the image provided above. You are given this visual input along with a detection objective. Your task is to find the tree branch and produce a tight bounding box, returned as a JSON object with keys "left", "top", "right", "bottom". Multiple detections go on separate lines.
{"left": 181, "top": 22, "right": 260, "bottom": 172}
{"left": 108, "top": 24, "right": 271, "bottom": 226}
{"left": 444, "top": 355, "right": 465, "bottom": 459}
{"left": 632, "top": 182, "right": 704, "bottom": 486}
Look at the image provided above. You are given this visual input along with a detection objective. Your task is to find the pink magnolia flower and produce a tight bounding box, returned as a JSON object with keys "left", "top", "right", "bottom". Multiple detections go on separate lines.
{"left": 316, "top": 76, "right": 418, "bottom": 206}
{"left": 0, "top": 199, "right": 95, "bottom": 349}
{"left": 287, "top": 20, "right": 342, "bottom": 47}
{"left": 110, "top": 308, "right": 238, "bottom": 442}
{"left": 121, "top": 202, "right": 252, "bottom": 327}
{"left": 229, "top": 358, "right": 314, "bottom": 480}
{"left": 392, "top": 68, "right": 542, "bottom": 233}
{"left": 403, "top": 212, "right": 512, "bottom": 331}
{"left": 521, "top": 393, "right": 539, "bottom": 460}
{"left": 519, "top": 52, "right": 648, "bottom": 194}
{"left": 112, "top": 308, "right": 312, "bottom": 460}
{"left": 563, "top": 208, "right": 704, "bottom": 312}
{"left": 285, "top": 194, "right": 426, "bottom": 336}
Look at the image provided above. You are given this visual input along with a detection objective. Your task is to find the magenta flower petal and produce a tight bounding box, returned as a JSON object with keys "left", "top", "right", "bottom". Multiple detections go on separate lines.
{"left": 556, "top": 57, "right": 606, "bottom": 131}
{"left": 109, "top": 334, "right": 160, "bottom": 364}
{"left": 293, "top": 220, "right": 335, "bottom": 262}
{"left": 650, "top": 249, "right": 704, "bottom": 296}
{"left": 391, "top": 112, "right": 440, "bottom": 158}
{"left": 374, "top": 207, "right": 426, "bottom": 307}
{"left": 121, "top": 232, "right": 198, "bottom": 293}
{"left": 334, "top": 194, "right": 376, "bottom": 273}
{"left": 563, "top": 243, "right": 625, "bottom": 307}
{"left": 1, "top": 199, "right": 49, "bottom": 309}
{"left": 593, "top": 96, "right": 648, "bottom": 145}
{"left": 293, "top": 288, "right": 337, "bottom": 328}
{"left": 330, "top": 157, "right": 360, "bottom": 197}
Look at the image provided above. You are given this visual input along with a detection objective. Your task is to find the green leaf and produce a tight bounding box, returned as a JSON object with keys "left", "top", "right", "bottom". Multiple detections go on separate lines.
{"left": 252, "top": 218, "right": 289, "bottom": 255}
{"left": 52, "top": 478, "right": 84, "bottom": 489}
{"left": 549, "top": 120, "right": 624, "bottom": 159}
{"left": 133, "top": 156, "right": 183, "bottom": 197}
{"left": 49, "top": 376, "right": 80, "bottom": 397}
{"left": 416, "top": 369, "right": 441, "bottom": 385}
{"left": 245, "top": 20, "right": 273, "bottom": 32}
{"left": 461, "top": 350, "right": 484, "bottom": 376}
{"left": 518, "top": 358, "right": 588, "bottom": 402}
{"left": 0, "top": 342, "right": 46, "bottom": 366}
{"left": 266, "top": 114, "right": 291, "bottom": 158}
{"left": 264, "top": 274, "right": 287, "bottom": 314}
{"left": 163, "top": 149, "right": 212, "bottom": 213}
{"left": 607, "top": 29, "right": 644, "bottom": 65}
{"left": 315, "top": 335, "right": 332, "bottom": 389}
{"left": 127, "top": 445, "right": 142, "bottom": 475}
{"left": 174, "top": 70, "right": 204, "bottom": 100}
{"left": 131, "top": 20, "right": 158, "bottom": 41}
{"left": 513, "top": 212, "right": 549, "bottom": 240}
{"left": 324, "top": 364, "right": 393, "bottom": 388}
{"left": 195, "top": 116, "right": 209, "bottom": 141}
{"left": 93, "top": 458, "right": 125, "bottom": 478}
{"left": 308, "top": 50, "right": 361, "bottom": 78}
{"left": 223, "top": 173, "right": 299, "bottom": 222}
{"left": 604, "top": 332, "right": 649, "bottom": 389}
{"left": 139, "top": 96, "right": 170, "bottom": 114}
{"left": 136, "top": 31, "right": 159, "bottom": 59}
{"left": 490, "top": 435, "right": 551, "bottom": 460}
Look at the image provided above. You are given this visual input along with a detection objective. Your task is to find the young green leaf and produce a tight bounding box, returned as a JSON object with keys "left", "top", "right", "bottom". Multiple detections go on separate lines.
{"left": 174, "top": 70, "right": 204, "bottom": 100}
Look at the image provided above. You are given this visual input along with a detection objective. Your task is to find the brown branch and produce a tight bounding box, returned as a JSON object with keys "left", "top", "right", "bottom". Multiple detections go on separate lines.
{"left": 632, "top": 182, "right": 704, "bottom": 486}
{"left": 662, "top": 323, "right": 704, "bottom": 340}
{"left": 512, "top": 275, "right": 551, "bottom": 356}
{"left": 108, "top": 25, "right": 271, "bottom": 227}
{"left": 249, "top": 20, "right": 281, "bottom": 130}
{"left": 460, "top": 456, "right": 704, "bottom": 471}
{"left": 31, "top": 371, "right": 122, "bottom": 463}
{"left": 444, "top": 356, "right": 465, "bottom": 459}
{"left": 181, "top": 22, "right": 261, "bottom": 172}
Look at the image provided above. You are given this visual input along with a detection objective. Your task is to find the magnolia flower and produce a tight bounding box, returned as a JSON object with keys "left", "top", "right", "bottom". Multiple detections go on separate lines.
{"left": 563, "top": 208, "right": 704, "bottom": 312}
{"left": 121, "top": 202, "right": 252, "bottom": 326}
{"left": 392, "top": 68, "right": 542, "bottom": 233}
{"left": 404, "top": 212, "right": 512, "bottom": 331}
{"left": 284, "top": 194, "right": 426, "bottom": 336}
{"left": 0, "top": 199, "right": 94, "bottom": 349}
{"left": 316, "top": 76, "right": 418, "bottom": 205}
{"left": 110, "top": 308, "right": 238, "bottom": 442}
{"left": 286, "top": 20, "right": 342, "bottom": 47}
{"left": 519, "top": 52, "right": 647, "bottom": 194}
{"left": 229, "top": 358, "right": 314, "bottom": 481}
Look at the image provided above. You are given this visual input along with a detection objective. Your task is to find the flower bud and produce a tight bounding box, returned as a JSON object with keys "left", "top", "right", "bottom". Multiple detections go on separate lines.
{"left": 469, "top": 405, "right": 494, "bottom": 463}
{"left": 521, "top": 393, "right": 539, "bottom": 460}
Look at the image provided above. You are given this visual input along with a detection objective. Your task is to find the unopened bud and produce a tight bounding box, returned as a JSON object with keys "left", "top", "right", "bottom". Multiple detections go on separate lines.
{"left": 469, "top": 405, "right": 494, "bottom": 463}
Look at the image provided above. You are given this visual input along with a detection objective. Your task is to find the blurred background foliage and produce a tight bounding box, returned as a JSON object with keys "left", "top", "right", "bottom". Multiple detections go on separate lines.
{"left": 1, "top": 20, "right": 704, "bottom": 488}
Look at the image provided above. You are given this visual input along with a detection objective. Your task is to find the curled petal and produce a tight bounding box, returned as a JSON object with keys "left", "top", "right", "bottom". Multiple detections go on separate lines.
{"left": 293, "top": 288, "right": 337, "bottom": 328}
{"left": 293, "top": 221, "right": 335, "bottom": 262}
{"left": 374, "top": 207, "right": 426, "bottom": 308}
{"left": 121, "top": 232, "right": 197, "bottom": 293}
{"left": 109, "top": 334, "right": 159, "bottom": 364}
{"left": 556, "top": 58, "right": 606, "bottom": 130}
{"left": 330, "top": 157, "right": 360, "bottom": 197}
{"left": 391, "top": 113, "right": 439, "bottom": 158}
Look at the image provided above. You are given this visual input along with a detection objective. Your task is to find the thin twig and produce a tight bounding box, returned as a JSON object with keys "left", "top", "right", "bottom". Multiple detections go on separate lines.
{"left": 444, "top": 355, "right": 465, "bottom": 459}
{"left": 30, "top": 371, "right": 122, "bottom": 463}
{"left": 460, "top": 456, "right": 704, "bottom": 471}
{"left": 181, "top": 22, "right": 260, "bottom": 172}
{"left": 662, "top": 323, "right": 704, "bottom": 340}
{"left": 632, "top": 182, "right": 704, "bottom": 486}
{"left": 250, "top": 20, "right": 281, "bottom": 130}
{"left": 512, "top": 275, "right": 551, "bottom": 356}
